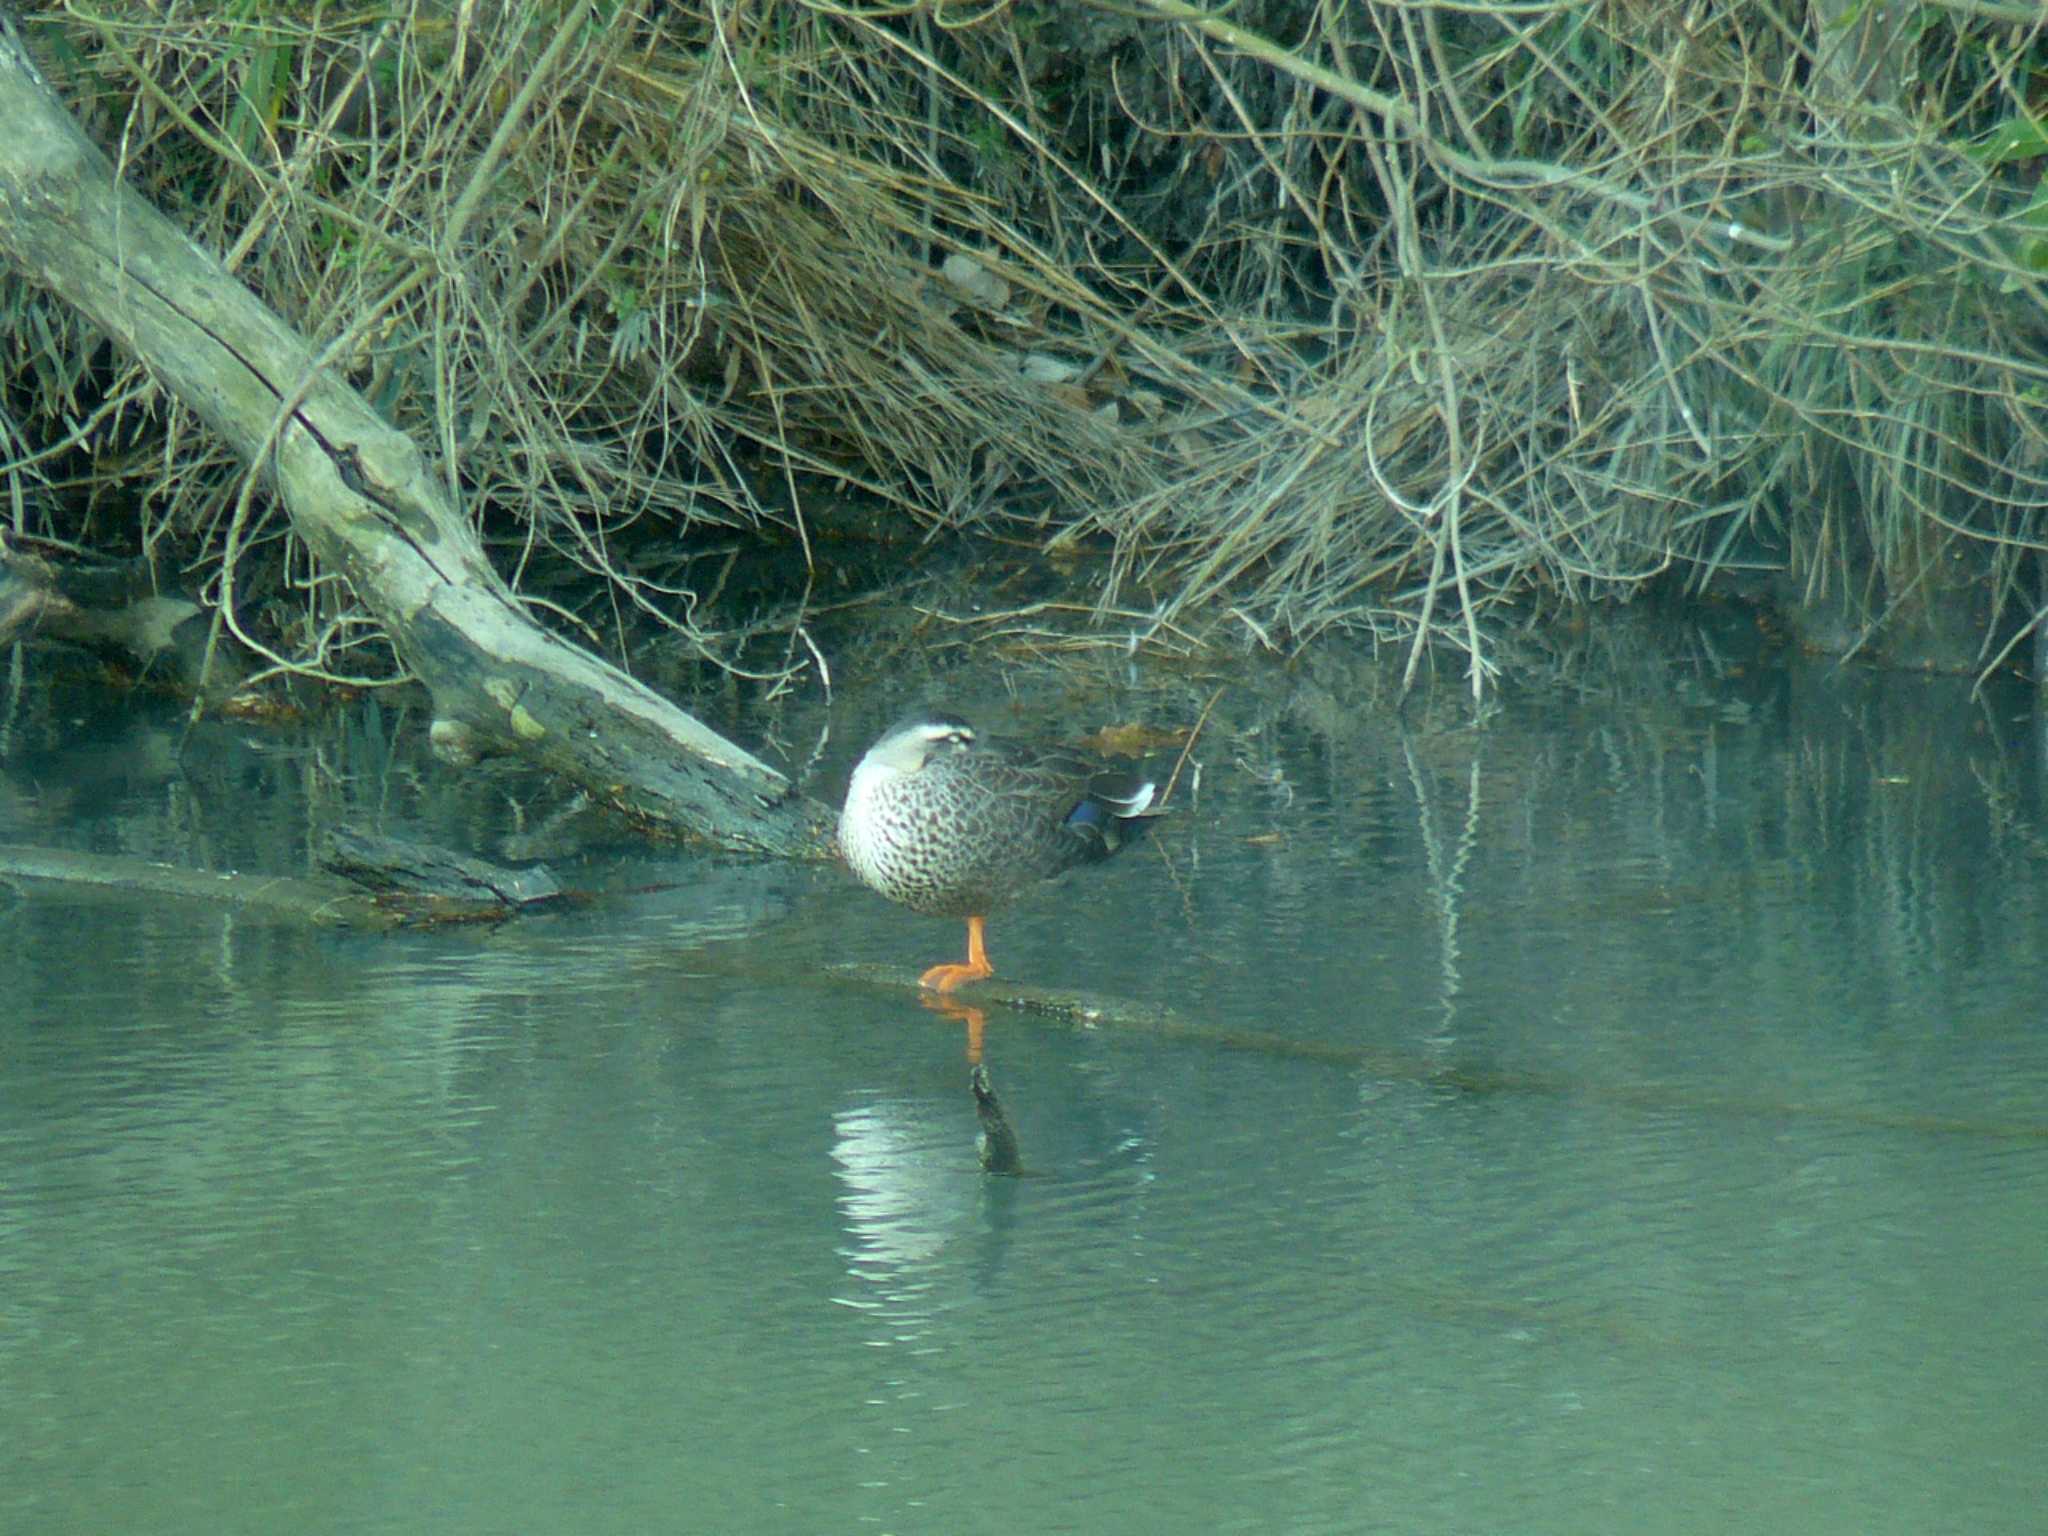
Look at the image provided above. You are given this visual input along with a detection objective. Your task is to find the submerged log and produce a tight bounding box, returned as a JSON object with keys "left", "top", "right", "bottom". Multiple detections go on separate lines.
{"left": 823, "top": 962, "right": 2048, "bottom": 1142}
{"left": 3, "top": 835, "right": 570, "bottom": 929}
{"left": 0, "top": 18, "right": 834, "bottom": 857}
{"left": 970, "top": 1063, "right": 1023, "bottom": 1174}
{"left": 0, "top": 843, "right": 399, "bottom": 928}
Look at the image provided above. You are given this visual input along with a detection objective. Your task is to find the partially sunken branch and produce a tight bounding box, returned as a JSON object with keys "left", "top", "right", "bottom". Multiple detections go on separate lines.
{"left": 0, "top": 18, "right": 832, "bottom": 857}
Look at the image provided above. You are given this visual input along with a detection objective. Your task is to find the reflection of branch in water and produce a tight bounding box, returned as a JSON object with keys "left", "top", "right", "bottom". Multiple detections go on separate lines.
{"left": 1153, "top": 684, "right": 1223, "bottom": 810}
{"left": 971, "top": 1064, "right": 1022, "bottom": 1174}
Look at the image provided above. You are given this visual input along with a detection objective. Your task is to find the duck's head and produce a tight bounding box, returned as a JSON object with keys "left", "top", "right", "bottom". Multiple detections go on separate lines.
{"left": 858, "top": 710, "right": 977, "bottom": 777}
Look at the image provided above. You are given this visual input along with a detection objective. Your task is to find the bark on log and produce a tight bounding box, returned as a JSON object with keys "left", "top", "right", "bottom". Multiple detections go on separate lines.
{"left": 0, "top": 18, "right": 835, "bottom": 857}
{"left": 323, "top": 828, "right": 562, "bottom": 908}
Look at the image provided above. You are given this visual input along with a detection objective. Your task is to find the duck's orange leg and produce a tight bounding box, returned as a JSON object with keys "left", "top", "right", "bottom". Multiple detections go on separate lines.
{"left": 919, "top": 914, "right": 993, "bottom": 992}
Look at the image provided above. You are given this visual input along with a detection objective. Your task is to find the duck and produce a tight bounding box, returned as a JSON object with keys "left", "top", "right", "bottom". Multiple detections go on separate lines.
{"left": 839, "top": 709, "right": 1162, "bottom": 990}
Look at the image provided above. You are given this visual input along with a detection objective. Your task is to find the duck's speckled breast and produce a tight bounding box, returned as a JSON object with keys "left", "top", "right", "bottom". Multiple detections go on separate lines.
{"left": 840, "top": 753, "right": 1081, "bottom": 918}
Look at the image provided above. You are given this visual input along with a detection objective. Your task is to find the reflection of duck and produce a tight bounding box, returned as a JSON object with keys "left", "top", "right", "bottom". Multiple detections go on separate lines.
{"left": 840, "top": 709, "right": 1161, "bottom": 991}
{"left": 831, "top": 1099, "right": 972, "bottom": 1278}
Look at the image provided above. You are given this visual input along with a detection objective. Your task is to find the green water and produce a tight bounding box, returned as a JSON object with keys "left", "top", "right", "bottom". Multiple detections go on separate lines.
{"left": 3, "top": 649, "right": 2043, "bottom": 1534}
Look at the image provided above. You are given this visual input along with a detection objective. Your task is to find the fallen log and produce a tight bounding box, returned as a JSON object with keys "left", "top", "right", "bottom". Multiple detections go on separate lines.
{"left": 0, "top": 16, "right": 834, "bottom": 857}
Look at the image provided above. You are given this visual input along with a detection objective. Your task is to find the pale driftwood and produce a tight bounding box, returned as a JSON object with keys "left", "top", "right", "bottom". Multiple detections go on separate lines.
{"left": 0, "top": 20, "right": 833, "bottom": 857}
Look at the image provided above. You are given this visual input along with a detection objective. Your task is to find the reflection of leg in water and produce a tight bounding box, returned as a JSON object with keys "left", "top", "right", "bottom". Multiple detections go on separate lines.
{"left": 919, "top": 988, "right": 987, "bottom": 1063}
{"left": 971, "top": 1063, "right": 1022, "bottom": 1175}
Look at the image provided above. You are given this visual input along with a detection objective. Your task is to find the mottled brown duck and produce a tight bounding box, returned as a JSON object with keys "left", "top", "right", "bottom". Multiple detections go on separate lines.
{"left": 839, "top": 710, "right": 1161, "bottom": 991}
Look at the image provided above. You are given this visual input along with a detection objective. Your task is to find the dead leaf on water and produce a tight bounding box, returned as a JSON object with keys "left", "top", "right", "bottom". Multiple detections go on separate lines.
{"left": 1080, "top": 722, "right": 1189, "bottom": 756}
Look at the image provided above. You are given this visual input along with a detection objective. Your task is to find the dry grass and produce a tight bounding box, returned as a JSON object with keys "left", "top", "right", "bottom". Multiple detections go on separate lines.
{"left": 6, "top": 0, "right": 2048, "bottom": 700}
